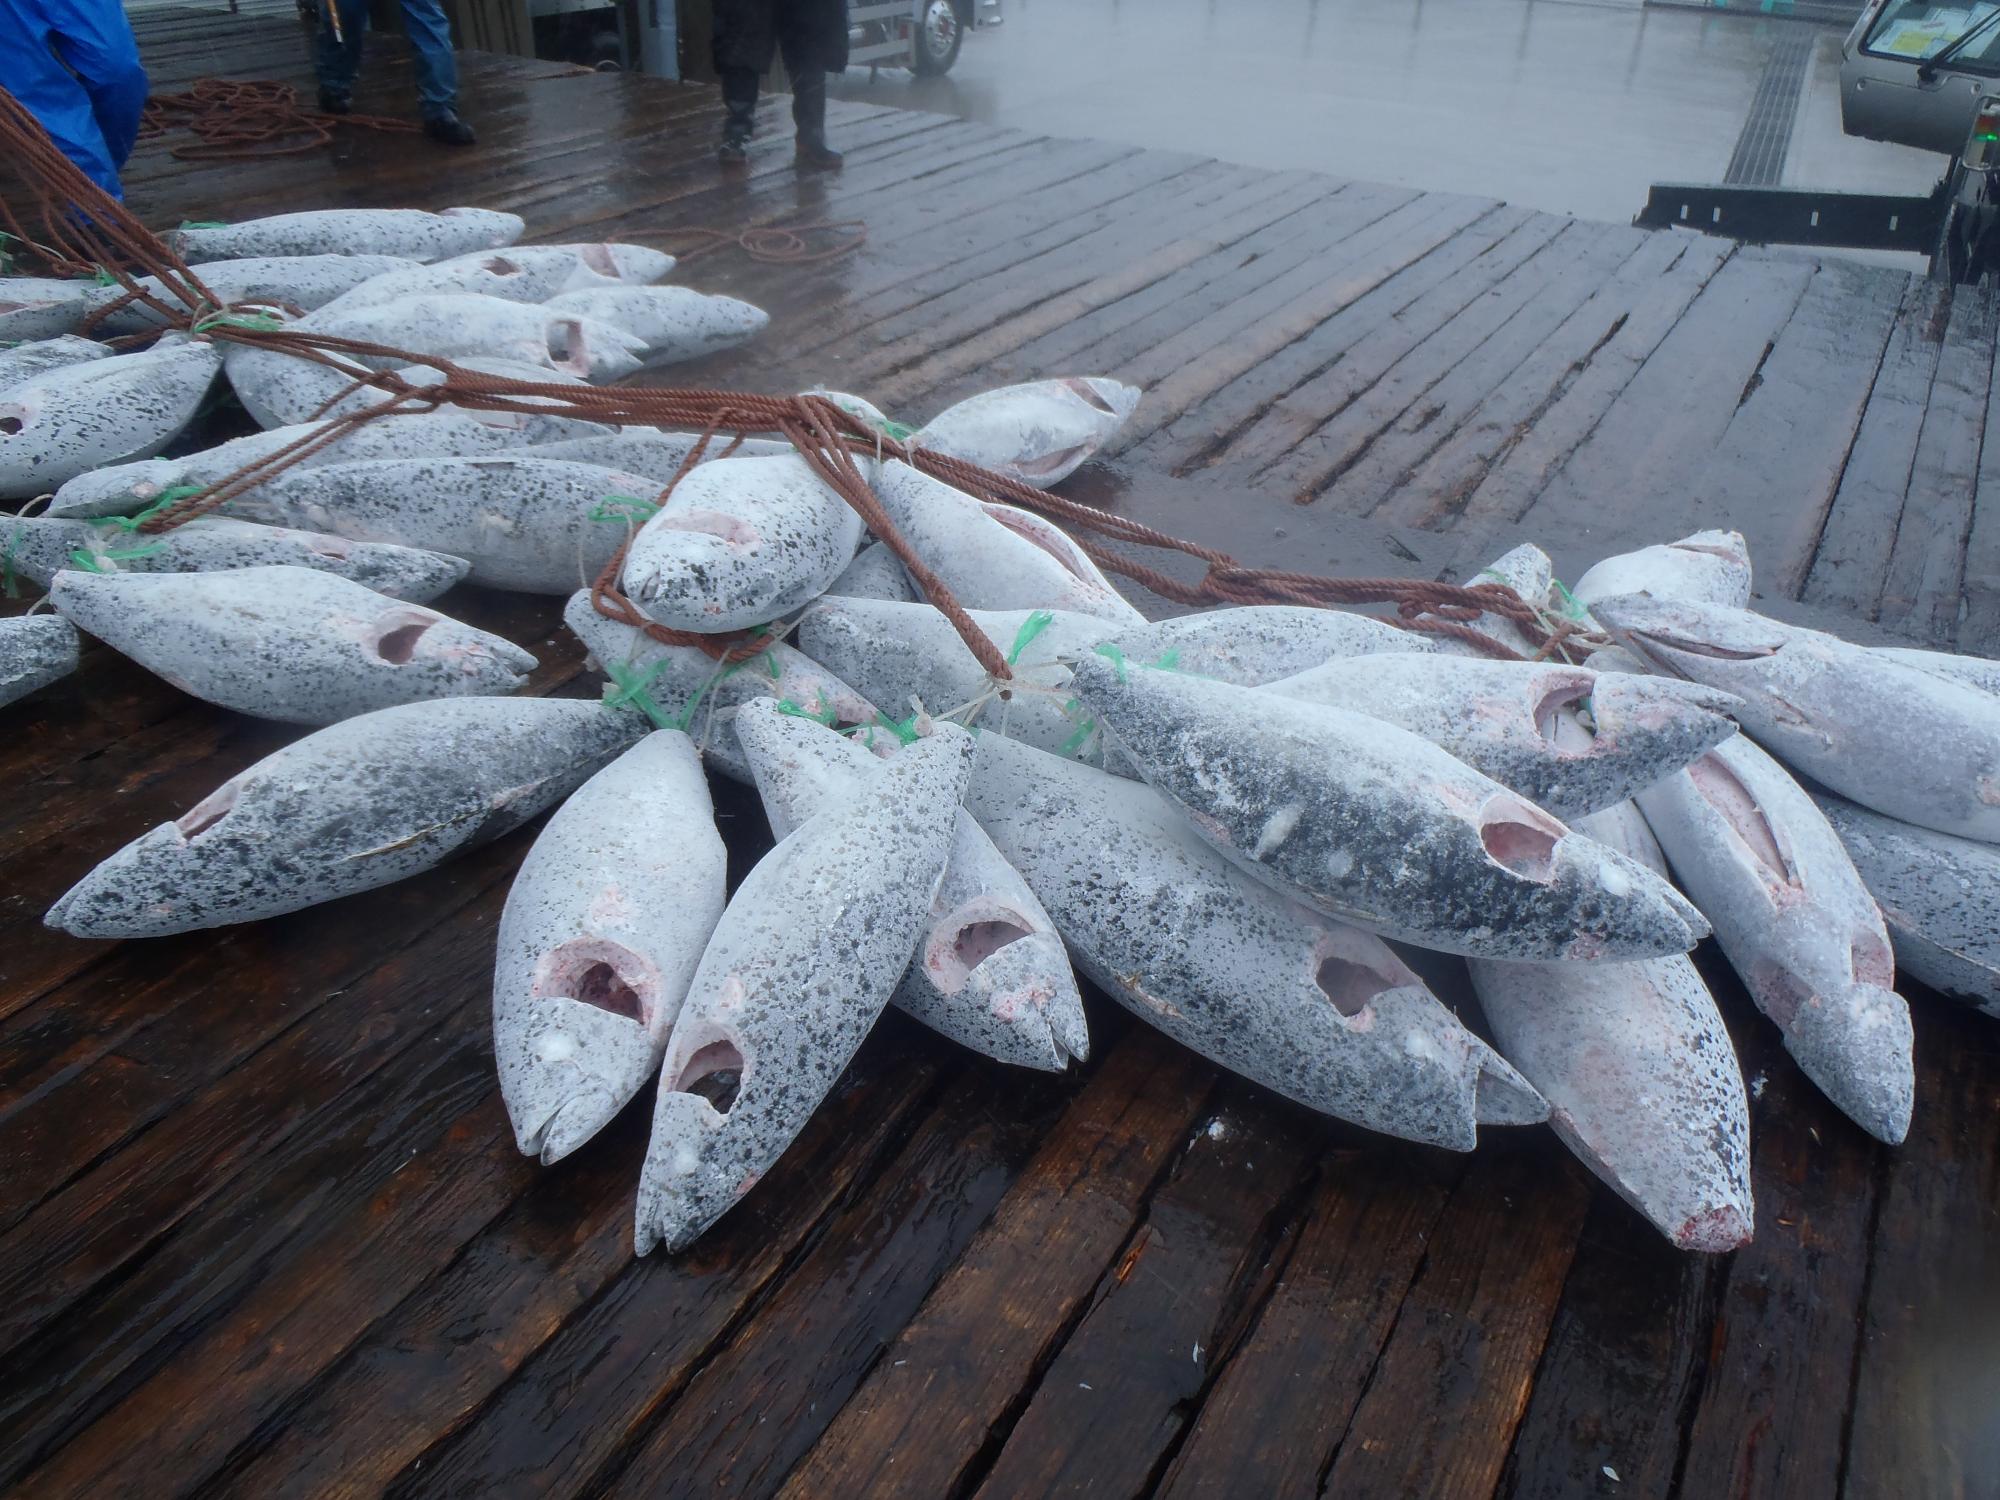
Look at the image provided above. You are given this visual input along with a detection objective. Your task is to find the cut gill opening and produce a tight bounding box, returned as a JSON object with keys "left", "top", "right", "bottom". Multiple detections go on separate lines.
{"left": 1314, "top": 956, "right": 1387, "bottom": 1018}
{"left": 674, "top": 1039, "right": 745, "bottom": 1114}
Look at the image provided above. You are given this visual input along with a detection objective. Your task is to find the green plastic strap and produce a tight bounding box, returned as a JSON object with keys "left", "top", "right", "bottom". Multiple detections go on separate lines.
{"left": 1006, "top": 608, "right": 1055, "bottom": 666}
{"left": 191, "top": 309, "right": 284, "bottom": 334}
{"left": 101, "top": 489, "right": 194, "bottom": 532}
{"left": 1152, "top": 646, "right": 1181, "bottom": 671}
{"left": 179, "top": 219, "right": 227, "bottom": 230}
{"left": 776, "top": 692, "right": 839, "bottom": 728}
{"left": 587, "top": 494, "right": 660, "bottom": 525}
{"left": 602, "top": 658, "right": 677, "bottom": 730}
{"left": 872, "top": 710, "right": 921, "bottom": 746}
{"left": 1549, "top": 576, "right": 1589, "bottom": 622}
{"left": 91, "top": 267, "right": 118, "bottom": 287}
{"left": 67, "top": 541, "right": 164, "bottom": 572}
{"left": 1057, "top": 706, "right": 1098, "bottom": 756}
{"left": 881, "top": 417, "right": 916, "bottom": 442}
{"left": 1092, "top": 641, "right": 1131, "bottom": 683}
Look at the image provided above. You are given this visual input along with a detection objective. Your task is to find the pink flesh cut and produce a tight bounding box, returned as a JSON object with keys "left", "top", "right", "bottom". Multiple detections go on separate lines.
{"left": 930, "top": 908, "right": 1035, "bottom": 992}
{"left": 1478, "top": 798, "right": 1562, "bottom": 881}
{"left": 1852, "top": 934, "right": 1895, "bottom": 987}
{"left": 1750, "top": 960, "right": 1814, "bottom": 1028}
{"left": 176, "top": 781, "right": 240, "bottom": 839}
{"left": 367, "top": 608, "right": 439, "bottom": 664}
{"left": 534, "top": 936, "right": 658, "bottom": 1026}
{"left": 479, "top": 255, "right": 522, "bottom": 276}
{"left": 984, "top": 506, "right": 1091, "bottom": 582}
{"left": 1012, "top": 445, "right": 1089, "bottom": 479}
{"left": 1636, "top": 629, "right": 1774, "bottom": 662}
{"left": 579, "top": 244, "right": 618, "bottom": 275}
{"left": 955, "top": 918, "right": 1030, "bottom": 971}
{"left": 673, "top": 1037, "right": 746, "bottom": 1113}
{"left": 1688, "top": 756, "right": 1794, "bottom": 886}
{"left": 1676, "top": 1203, "right": 1752, "bottom": 1253}
{"left": 652, "top": 508, "right": 760, "bottom": 547}
{"left": 548, "top": 319, "right": 591, "bottom": 376}
{"left": 1060, "top": 377, "right": 1116, "bottom": 414}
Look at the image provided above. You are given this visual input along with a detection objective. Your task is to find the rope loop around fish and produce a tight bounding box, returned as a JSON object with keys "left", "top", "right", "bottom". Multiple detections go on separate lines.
{"left": 0, "top": 85, "right": 1601, "bottom": 670}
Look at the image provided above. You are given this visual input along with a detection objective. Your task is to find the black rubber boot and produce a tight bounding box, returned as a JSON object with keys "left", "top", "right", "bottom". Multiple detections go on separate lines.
{"left": 317, "top": 88, "right": 351, "bottom": 116}
{"left": 719, "top": 70, "right": 757, "bottom": 168}
{"left": 791, "top": 71, "right": 841, "bottom": 171}
{"left": 424, "top": 110, "right": 477, "bottom": 146}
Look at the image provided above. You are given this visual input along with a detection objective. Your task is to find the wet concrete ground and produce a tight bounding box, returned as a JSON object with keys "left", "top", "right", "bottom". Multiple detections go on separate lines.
{"left": 831, "top": 0, "right": 1942, "bottom": 229}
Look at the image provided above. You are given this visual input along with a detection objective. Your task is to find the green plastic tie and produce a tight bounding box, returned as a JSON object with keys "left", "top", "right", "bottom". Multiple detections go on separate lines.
{"left": 776, "top": 692, "right": 839, "bottom": 728}
{"left": 91, "top": 266, "right": 118, "bottom": 287}
{"left": 881, "top": 417, "right": 916, "bottom": 442}
{"left": 101, "top": 489, "right": 193, "bottom": 532}
{"left": 67, "top": 541, "right": 164, "bottom": 572}
{"left": 1092, "top": 641, "right": 1131, "bottom": 683}
{"left": 191, "top": 309, "right": 285, "bottom": 334}
{"left": 602, "top": 658, "right": 677, "bottom": 730}
{"left": 1006, "top": 608, "right": 1055, "bottom": 666}
{"left": 872, "top": 710, "right": 921, "bottom": 746}
{"left": 587, "top": 494, "right": 660, "bottom": 525}
{"left": 1152, "top": 647, "right": 1181, "bottom": 671}
{"left": 179, "top": 219, "right": 227, "bottom": 230}
{"left": 1057, "top": 711, "right": 1098, "bottom": 756}
{"left": 1550, "top": 576, "right": 1589, "bottom": 622}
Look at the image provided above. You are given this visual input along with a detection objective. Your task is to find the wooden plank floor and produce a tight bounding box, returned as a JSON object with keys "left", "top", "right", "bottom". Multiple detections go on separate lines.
{"left": 2, "top": 14, "right": 1996, "bottom": 1498}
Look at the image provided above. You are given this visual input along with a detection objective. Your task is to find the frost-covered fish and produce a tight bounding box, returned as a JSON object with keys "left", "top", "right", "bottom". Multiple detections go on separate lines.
{"left": 0, "top": 276, "right": 92, "bottom": 342}
{"left": 1572, "top": 529, "right": 1753, "bottom": 611}
{"left": 1871, "top": 644, "right": 2000, "bottom": 699}
{"left": 167, "top": 207, "right": 524, "bottom": 264}
{"left": 81, "top": 254, "right": 418, "bottom": 334}
{"left": 545, "top": 285, "right": 768, "bottom": 364}
{"left": 562, "top": 588, "right": 884, "bottom": 782}
{"left": 310, "top": 248, "right": 597, "bottom": 320}
{"left": 1469, "top": 812, "right": 1754, "bottom": 1254}
{"left": 495, "top": 730, "right": 728, "bottom": 1162}
{"left": 1262, "top": 653, "right": 1742, "bottom": 819}
{"left": 0, "top": 615, "right": 79, "bottom": 707}
{"left": 222, "top": 338, "right": 381, "bottom": 431}
{"left": 976, "top": 500, "right": 1141, "bottom": 616}
{"left": 1596, "top": 592, "right": 2000, "bottom": 842}
{"left": 527, "top": 427, "right": 791, "bottom": 485}
{"left": 233, "top": 456, "right": 658, "bottom": 593}
{"left": 1636, "top": 734, "right": 1913, "bottom": 1143}
{"left": 0, "top": 334, "right": 111, "bottom": 390}
{"left": 1435, "top": 543, "right": 1562, "bottom": 660}
{"left": 46, "top": 696, "right": 643, "bottom": 938}
{"left": 914, "top": 378, "right": 1141, "bottom": 488}
{"left": 48, "top": 408, "right": 567, "bottom": 520}
{"left": 50, "top": 566, "right": 535, "bottom": 724}
{"left": 1107, "top": 605, "right": 1433, "bottom": 685}
{"left": 870, "top": 460, "right": 1141, "bottom": 624}
{"left": 0, "top": 341, "right": 222, "bottom": 498}
{"left": 1066, "top": 654, "right": 1708, "bottom": 961}
{"left": 825, "top": 539, "right": 917, "bottom": 602}
{"left": 799, "top": 596, "right": 1120, "bottom": 763}
{"left": 541, "top": 242, "right": 677, "bottom": 289}
{"left": 635, "top": 725, "right": 974, "bottom": 1253}
{"left": 966, "top": 731, "right": 1545, "bottom": 1147}
{"left": 622, "top": 454, "right": 864, "bottom": 632}
{"left": 306, "top": 292, "right": 646, "bottom": 381}
{"left": 2, "top": 513, "right": 469, "bottom": 601}
{"left": 1812, "top": 790, "right": 2000, "bottom": 1018}
{"left": 734, "top": 700, "right": 1088, "bottom": 1071}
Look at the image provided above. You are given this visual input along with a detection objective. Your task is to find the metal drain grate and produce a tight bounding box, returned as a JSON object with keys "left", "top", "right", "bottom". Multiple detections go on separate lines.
{"left": 1726, "top": 29, "right": 1817, "bottom": 186}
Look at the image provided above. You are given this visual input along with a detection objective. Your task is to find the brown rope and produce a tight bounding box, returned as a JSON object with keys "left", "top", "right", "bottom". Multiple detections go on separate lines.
{"left": 658, "top": 220, "right": 867, "bottom": 266}
{"left": 0, "top": 82, "right": 1600, "bottom": 673}
{"left": 138, "top": 78, "right": 418, "bottom": 161}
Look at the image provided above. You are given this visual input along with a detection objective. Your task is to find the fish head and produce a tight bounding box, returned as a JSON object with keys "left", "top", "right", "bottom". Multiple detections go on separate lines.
{"left": 1537, "top": 810, "right": 1711, "bottom": 959}
{"left": 443, "top": 207, "right": 526, "bottom": 245}
{"left": 1775, "top": 976, "right": 1914, "bottom": 1145}
{"left": 1587, "top": 592, "right": 1787, "bottom": 688}
{"left": 47, "top": 459, "right": 179, "bottom": 519}
{"left": 708, "top": 295, "right": 771, "bottom": 345}
{"left": 1060, "top": 376, "right": 1141, "bottom": 426}
{"left": 592, "top": 244, "right": 677, "bottom": 284}
{"left": 497, "top": 963, "right": 663, "bottom": 1163}
{"left": 1466, "top": 1036, "right": 1550, "bottom": 1127}
{"left": 635, "top": 1021, "right": 751, "bottom": 1255}
{"left": 362, "top": 603, "right": 538, "bottom": 682}
{"left": 44, "top": 789, "right": 247, "bottom": 939}
{"left": 1561, "top": 671, "right": 1743, "bottom": 798}
{"left": 544, "top": 314, "right": 645, "bottom": 381}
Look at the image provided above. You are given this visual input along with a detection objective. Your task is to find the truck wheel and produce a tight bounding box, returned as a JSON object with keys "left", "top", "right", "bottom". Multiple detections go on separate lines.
{"left": 912, "top": 0, "right": 962, "bottom": 74}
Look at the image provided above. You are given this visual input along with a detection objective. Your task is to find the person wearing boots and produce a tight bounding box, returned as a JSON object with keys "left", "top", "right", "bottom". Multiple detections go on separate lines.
{"left": 313, "top": 0, "right": 477, "bottom": 145}
{"left": 713, "top": 0, "right": 848, "bottom": 171}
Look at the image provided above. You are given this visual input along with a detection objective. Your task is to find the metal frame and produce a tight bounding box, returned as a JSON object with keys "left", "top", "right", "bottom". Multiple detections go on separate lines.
{"left": 1634, "top": 181, "right": 1948, "bottom": 253}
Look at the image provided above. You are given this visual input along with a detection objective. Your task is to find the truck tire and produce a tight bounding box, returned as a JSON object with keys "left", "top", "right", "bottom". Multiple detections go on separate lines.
{"left": 911, "top": 0, "right": 962, "bottom": 74}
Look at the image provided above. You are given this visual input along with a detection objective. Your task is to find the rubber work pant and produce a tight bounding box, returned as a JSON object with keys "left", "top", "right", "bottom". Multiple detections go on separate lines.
{"left": 0, "top": 0, "right": 148, "bottom": 201}
{"left": 315, "top": 0, "right": 459, "bottom": 120}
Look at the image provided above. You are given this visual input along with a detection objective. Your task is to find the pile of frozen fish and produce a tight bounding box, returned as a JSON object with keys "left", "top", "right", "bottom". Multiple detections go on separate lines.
{"left": 9, "top": 208, "right": 1999, "bottom": 1260}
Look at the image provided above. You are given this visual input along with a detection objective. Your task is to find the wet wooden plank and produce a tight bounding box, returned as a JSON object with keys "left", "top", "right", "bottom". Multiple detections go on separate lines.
{"left": 1152, "top": 1149, "right": 1465, "bottom": 1500}
{"left": 1794, "top": 279, "right": 1947, "bottom": 617}
{"left": 204, "top": 1040, "right": 947, "bottom": 1500}
{"left": 1673, "top": 256, "right": 1910, "bottom": 597}
{"left": 1840, "top": 1002, "right": 2000, "bottom": 1500}
{"left": 593, "top": 1060, "right": 1080, "bottom": 1500}
{"left": 1674, "top": 1023, "right": 1885, "bottom": 1500}
{"left": 1315, "top": 1144, "right": 1594, "bottom": 1500}
{"left": 1132, "top": 203, "right": 1542, "bottom": 476}
{"left": 1371, "top": 228, "right": 1697, "bottom": 531}
{"left": 772, "top": 1030, "right": 1215, "bottom": 1500}
{"left": 1455, "top": 234, "right": 1735, "bottom": 528}
{"left": 1508, "top": 248, "right": 1818, "bottom": 550}
{"left": 1107, "top": 191, "right": 1504, "bottom": 456}
{"left": 1283, "top": 223, "right": 1648, "bottom": 513}
{"left": 965, "top": 1091, "right": 1320, "bottom": 1500}
{"left": 1876, "top": 282, "right": 1995, "bottom": 644}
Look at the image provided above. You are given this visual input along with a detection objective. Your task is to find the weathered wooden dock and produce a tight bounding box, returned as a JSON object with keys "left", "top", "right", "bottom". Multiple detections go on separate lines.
{"left": 2, "top": 12, "right": 1996, "bottom": 1499}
